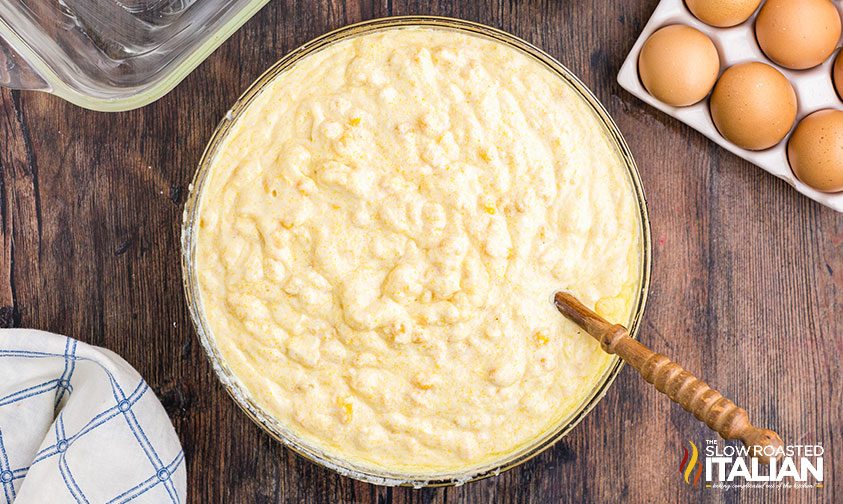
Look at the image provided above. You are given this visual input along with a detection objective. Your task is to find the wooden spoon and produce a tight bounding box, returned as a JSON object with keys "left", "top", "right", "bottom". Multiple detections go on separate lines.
{"left": 553, "top": 291, "right": 783, "bottom": 463}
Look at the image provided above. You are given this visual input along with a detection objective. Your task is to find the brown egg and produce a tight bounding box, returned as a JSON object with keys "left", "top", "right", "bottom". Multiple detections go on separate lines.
{"left": 638, "top": 25, "right": 720, "bottom": 107}
{"left": 685, "top": 0, "right": 761, "bottom": 28}
{"left": 834, "top": 50, "right": 843, "bottom": 101}
{"left": 755, "top": 0, "right": 842, "bottom": 70}
{"left": 788, "top": 109, "right": 843, "bottom": 192}
{"left": 709, "top": 62, "right": 797, "bottom": 150}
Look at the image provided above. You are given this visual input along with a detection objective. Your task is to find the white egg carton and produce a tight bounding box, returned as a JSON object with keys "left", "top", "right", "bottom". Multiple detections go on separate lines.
{"left": 617, "top": 0, "right": 843, "bottom": 212}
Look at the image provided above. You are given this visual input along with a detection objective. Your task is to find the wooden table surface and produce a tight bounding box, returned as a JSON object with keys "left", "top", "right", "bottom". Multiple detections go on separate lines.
{"left": 0, "top": 1, "right": 840, "bottom": 502}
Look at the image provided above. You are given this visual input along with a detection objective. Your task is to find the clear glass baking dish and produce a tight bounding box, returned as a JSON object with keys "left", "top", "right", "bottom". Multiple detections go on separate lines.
{"left": 0, "top": 0, "right": 269, "bottom": 111}
{"left": 181, "top": 16, "right": 653, "bottom": 486}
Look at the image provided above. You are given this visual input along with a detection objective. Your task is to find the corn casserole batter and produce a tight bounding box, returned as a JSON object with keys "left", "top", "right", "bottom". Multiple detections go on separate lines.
{"left": 194, "top": 27, "right": 642, "bottom": 474}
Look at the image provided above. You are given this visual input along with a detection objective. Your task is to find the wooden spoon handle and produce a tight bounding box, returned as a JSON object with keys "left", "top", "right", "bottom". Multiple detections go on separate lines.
{"left": 554, "top": 291, "right": 783, "bottom": 462}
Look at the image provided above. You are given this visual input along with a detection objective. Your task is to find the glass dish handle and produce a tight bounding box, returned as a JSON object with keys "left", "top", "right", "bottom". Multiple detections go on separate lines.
{"left": 0, "top": 37, "right": 49, "bottom": 91}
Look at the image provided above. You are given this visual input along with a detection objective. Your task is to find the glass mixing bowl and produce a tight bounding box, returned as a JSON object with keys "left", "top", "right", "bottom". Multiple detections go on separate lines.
{"left": 181, "top": 16, "right": 652, "bottom": 486}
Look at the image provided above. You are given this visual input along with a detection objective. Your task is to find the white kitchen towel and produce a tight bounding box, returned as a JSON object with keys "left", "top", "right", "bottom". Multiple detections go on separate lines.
{"left": 0, "top": 329, "right": 186, "bottom": 503}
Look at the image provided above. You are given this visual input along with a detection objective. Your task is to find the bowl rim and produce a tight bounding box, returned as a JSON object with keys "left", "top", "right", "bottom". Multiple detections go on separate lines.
{"left": 180, "top": 15, "right": 652, "bottom": 487}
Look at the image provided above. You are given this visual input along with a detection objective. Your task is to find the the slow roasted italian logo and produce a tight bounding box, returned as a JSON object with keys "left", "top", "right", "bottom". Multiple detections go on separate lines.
{"left": 679, "top": 440, "right": 703, "bottom": 487}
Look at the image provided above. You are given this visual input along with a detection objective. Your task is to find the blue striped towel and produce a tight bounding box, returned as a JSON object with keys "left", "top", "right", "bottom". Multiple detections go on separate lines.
{"left": 0, "top": 329, "right": 186, "bottom": 503}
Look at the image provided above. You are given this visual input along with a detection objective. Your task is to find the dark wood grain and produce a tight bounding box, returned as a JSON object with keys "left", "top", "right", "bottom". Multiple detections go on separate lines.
{"left": 0, "top": 1, "right": 840, "bottom": 502}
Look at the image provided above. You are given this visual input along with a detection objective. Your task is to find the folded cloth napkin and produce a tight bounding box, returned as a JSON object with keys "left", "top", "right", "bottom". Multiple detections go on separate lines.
{"left": 0, "top": 329, "right": 186, "bottom": 503}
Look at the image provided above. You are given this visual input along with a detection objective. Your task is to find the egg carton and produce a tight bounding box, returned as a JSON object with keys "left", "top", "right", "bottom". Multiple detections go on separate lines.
{"left": 617, "top": 0, "right": 843, "bottom": 213}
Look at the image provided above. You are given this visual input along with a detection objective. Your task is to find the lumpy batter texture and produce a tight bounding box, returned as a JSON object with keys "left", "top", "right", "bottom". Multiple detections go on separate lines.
{"left": 195, "top": 27, "right": 642, "bottom": 474}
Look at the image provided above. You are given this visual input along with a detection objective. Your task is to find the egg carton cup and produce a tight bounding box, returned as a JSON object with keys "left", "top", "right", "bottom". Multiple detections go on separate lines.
{"left": 617, "top": 0, "right": 843, "bottom": 213}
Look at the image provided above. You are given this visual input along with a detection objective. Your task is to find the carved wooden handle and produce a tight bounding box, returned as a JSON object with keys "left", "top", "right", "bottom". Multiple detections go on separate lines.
{"left": 554, "top": 291, "right": 783, "bottom": 463}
